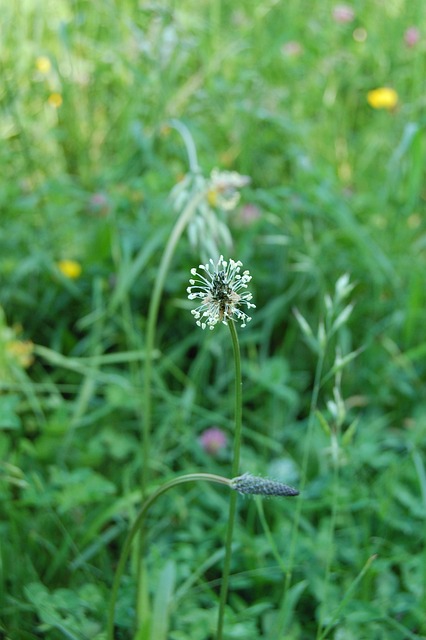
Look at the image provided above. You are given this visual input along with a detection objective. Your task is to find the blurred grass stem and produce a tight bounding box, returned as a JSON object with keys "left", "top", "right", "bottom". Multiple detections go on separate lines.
{"left": 275, "top": 344, "right": 327, "bottom": 636}
{"left": 138, "top": 187, "right": 207, "bottom": 622}
{"left": 168, "top": 119, "right": 200, "bottom": 173}
{"left": 141, "top": 190, "right": 206, "bottom": 492}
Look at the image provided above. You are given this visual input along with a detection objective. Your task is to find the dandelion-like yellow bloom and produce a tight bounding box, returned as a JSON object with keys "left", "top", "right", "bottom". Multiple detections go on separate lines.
{"left": 36, "top": 56, "right": 51, "bottom": 73}
{"left": 48, "top": 92, "right": 63, "bottom": 108}
{"left": 57, "top": 260, "right": 82, "bottom": 279}
{"left": 367, "top": 87, "right": 398, "bottom": 110}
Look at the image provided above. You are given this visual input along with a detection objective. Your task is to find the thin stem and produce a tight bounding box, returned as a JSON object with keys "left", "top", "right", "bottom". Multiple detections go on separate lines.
{"left": 0, "top": 60, "right": 35, "bottom": 177}
{"left": 107, "top": 473, "right": 232, "bottom": 640}
{"left": 228, "top": 320, "right": 243, "bottom": 477}
{"left": 317, "top": 554, "right": 377, "bottom": 640}
{"left": 316, "top": 440, "right": 339, "bottom": 640}
{"left": 256, "top": 498, "right": 288, "bottom": 574}
{"left": 168, "top": 119, "right": 200, "bottom": 173}
{"left": 288, "top": 345, "right": 326, "bottom": 569}
{"left": 141, "top": 187, "right": 207, "bottom": 495}
{"left": 140, "top": 188, "right": 207, "bottom": 510}
{"left": 216, "top": 320, "right": 243, "bottom": 640}
{"left": 274, "top": 344, "right": 327, "bottom": 637}
{"left": 138, "top": 187, "right": 208, "bottom": 622}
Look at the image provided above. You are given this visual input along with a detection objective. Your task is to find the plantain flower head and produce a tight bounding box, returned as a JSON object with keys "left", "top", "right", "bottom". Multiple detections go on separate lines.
{"left": 170, "top": 165, "right": 250, "bottom": 261}
{"left": 207, "top": 169, "right": 250, "bottom": 211}
{"left": 231, "top": 473, "right": 299, "bottom": 497}
{"left": 187, "top": 255, "right": 255, "bottom": 330}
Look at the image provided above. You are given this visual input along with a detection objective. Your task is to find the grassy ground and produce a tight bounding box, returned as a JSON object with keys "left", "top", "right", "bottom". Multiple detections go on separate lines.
{"left": 1, "top": 1, "right": 426, "bottom": 638}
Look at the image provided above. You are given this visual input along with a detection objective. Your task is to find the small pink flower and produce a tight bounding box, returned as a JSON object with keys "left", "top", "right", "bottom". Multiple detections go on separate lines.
{"left": 404, "top": 27, "right": 420, "bottom": 48}
{"left": 332, "top": 4, "right": 355, "bottom": 24}
{"left": 88, "top": 192, "right": 110, "bottom": 216}
{"left": 237, "top": 203, "right": 261, "bottom": 226}
{"left": 281, "top": 41, "right": 303, "bottom": 58}
{"left": 199, "top": 427, "right": 228, "bottom": 455}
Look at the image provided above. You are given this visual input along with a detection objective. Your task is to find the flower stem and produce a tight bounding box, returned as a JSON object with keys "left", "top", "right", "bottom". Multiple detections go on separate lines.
{"left": 216, "top": 320, "right": 243, "bottom": 640}
{"left": 228, "top": 320, "right": 243, "bottom": 478}
{"left": 274, "top": 344, "right": 326, "bottom": 636}
{"left": 138, "top": 188, "right": 207, "bottom": 621}
{"left": 168, "top": 119, "right": 200, "bottom": 173}
{"left": 141, "top": 188, "right": 207, "bottom": 494}
{"left": 107, "top": 473, "right": 232, "bottom": 640}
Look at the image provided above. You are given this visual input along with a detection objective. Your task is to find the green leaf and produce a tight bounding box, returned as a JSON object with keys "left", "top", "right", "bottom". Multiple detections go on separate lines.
{"left": 0, "top": 394, "right": 21, "bottom": 430}
{"left": 150, "top": 561, "right": 176, "bottom": 640}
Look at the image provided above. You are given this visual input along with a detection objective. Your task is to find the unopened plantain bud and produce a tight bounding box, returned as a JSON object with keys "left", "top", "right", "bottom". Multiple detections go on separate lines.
{"left": 230, "top": 473, "right": 299, "bottom": 497}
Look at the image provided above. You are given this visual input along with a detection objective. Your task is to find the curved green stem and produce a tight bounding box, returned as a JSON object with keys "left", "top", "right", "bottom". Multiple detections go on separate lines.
{"left": 108, "top": 473, "right": 232, "bottom": 640}
{"left": 216, "top": 320, "right": 243, "bottom": 640}
{"left": 168, "top": 119, "right": 200, "bottom": 173}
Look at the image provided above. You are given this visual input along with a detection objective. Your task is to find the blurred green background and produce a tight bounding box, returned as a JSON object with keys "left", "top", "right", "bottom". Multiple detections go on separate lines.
{"left": 1, "top": 1, "right": 426, "bottom": 638}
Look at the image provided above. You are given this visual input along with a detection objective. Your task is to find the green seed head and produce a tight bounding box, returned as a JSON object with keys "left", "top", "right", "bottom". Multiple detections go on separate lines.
{"left": 230, "top": 473, "right": 299, "bottom": 497}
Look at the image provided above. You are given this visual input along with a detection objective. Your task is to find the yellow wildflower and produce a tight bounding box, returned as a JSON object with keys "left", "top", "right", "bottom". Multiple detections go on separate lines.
{"left": 57, "top": 260, "right": 82, "bottom": 279}
{"left": 367, "top": 87, "right": 398, "bottom": 110}
{"left": 36, "top": 56, "right": 51, "bottom": 73}
{"left": 7, "top": 340, "right": 34, "bottom": 368}
{"left": 48, "top": 93, "right": 63, "bottom": 108}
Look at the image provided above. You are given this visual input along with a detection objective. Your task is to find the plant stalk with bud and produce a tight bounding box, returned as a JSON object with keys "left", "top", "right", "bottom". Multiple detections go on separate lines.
{"left": 107, "top": 473, "right": 298, "bottom": 640}
{"left": 188, "top": 256, "right": 255, "bottom": 640}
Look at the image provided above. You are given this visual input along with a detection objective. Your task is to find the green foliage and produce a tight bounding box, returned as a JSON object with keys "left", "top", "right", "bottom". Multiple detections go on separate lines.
{"left": 24, "top": 582, "right": 105, "bottom": 640}
{"left": 1, "top": 0, "right": 426, "bottom": 638}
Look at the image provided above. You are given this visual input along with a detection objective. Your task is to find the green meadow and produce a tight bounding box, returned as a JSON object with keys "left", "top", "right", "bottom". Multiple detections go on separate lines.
{"left": 1, "top": 1, "right": 426, "bottom": 638}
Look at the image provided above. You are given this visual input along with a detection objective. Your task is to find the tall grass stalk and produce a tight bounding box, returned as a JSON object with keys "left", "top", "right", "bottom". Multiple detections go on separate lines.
{"left": 216, "top": 319, "right": 243, "bottom": 640}
{"left": 316, "top": 434, "right": 340, "bottom": 640}
{"left": 412, "top": 449, "right": 426, "bottom": 634}
{"left": 138, "top": 186, "right": 207, "bottom": 620}
{"left": 137, "top": 121, "right": 204, "bottom": 625}
{"left": 275, "top": 278, "right": 356, "bottom": 635}
{"left": 141, "top": 188, "right": 206, "bottom": 491}
{"left": 141, "top": 120, "right": 202, "bottom": 496}
{"left": 273, "top": 345, "right": 327, "bottom": 636}
{"left": 317, "top": 554, "right": 377, "bottom": 640}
